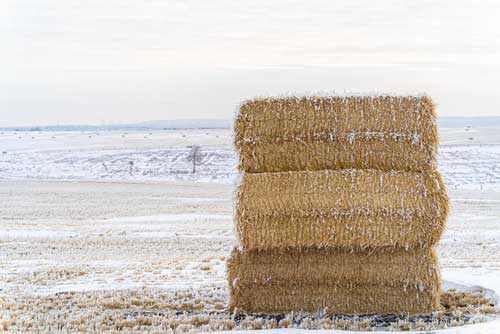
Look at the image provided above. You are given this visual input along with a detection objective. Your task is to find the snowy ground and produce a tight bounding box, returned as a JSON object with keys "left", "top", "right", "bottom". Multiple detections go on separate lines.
{"left": 0, "top": 129, "right": 235, "bottom": 183}
{"left": 1, "top": 128, "right": 500, "bottom": 189}
{"left": 0, "top": 127, "right": 499, "bottom": 333}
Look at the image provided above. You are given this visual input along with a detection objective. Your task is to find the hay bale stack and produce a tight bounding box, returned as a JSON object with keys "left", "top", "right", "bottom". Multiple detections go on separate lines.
{"left": 228, "top": 94, "right": 448, "bottom": 315}
{"left": 235, "top": 95, "right": 438, "bottom": 173}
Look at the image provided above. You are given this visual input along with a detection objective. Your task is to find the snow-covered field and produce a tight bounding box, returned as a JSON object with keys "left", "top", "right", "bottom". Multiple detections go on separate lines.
{"left": 1, "top": 128, "right": 500, "bottom": 189}
{"left": 0, "top": 127, "right": 499, "bottom": 333}
{"left": 0, "top": 129, "right": 235, "bottom": 183}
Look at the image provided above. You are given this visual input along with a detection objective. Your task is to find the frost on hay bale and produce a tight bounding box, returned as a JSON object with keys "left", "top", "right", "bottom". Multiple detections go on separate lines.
{"left": 234, "top": 95, "right": 438, "bottom": 173}
{"left": 229, "top": 282, "right": 440, "bottom": 314}
{"left": 227, "top": 247, "right": 441, "bottom": 314}
{"left": 236, "top": 169, "right": 448, "bottom": 250}
{"left": 229, "top": 93, "right": 448, "bottom": 315}
{"left": 227, "top": 247, "right": 440, "bottom": 290}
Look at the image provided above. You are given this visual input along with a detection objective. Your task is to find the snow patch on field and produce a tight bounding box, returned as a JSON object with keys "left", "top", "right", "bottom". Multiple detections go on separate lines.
{"left": 439, "top": 145, "right": 500, "bottom": 190}
{"left": 0, "top": 147, "right": 236, "bottom": 183}
{"left": 100, "top": 214, "right": 231, "bottom": 223}
{"left": 0, "top": 229, "right": 78, "bottom": 239}
{"left": 214, "top": 321, "right": 500, "bottom": 334}
{"left": 442, "top": 269, "right": 500, "bottom": 305}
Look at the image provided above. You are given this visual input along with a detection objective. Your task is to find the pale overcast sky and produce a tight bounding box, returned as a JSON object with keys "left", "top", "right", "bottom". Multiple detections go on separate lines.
{"left": 1, "top": 0, "right": 500, "bottom": 126}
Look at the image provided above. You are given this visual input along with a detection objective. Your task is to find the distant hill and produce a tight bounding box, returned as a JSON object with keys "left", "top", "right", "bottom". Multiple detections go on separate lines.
{"left": 127, "top": 119, "right": 231, "bottom": 130}
{"left": 0, "top": 119, "right": 231, "bottom": 131}
{"left": 1, "top": 117, "right": 500, "bottom": 131}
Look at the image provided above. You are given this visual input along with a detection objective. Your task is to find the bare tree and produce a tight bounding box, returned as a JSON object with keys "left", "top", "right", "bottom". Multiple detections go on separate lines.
{"left": 187, "top": 145, "right": 203, "bottom": 173}
{"left": 128, "top": 161, "right": 134, "bottom": 175}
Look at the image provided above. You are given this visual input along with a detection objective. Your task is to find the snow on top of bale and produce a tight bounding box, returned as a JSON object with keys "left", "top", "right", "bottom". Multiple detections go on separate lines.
{"left": 238, "top": 91, "right": 429, "bottom": 105}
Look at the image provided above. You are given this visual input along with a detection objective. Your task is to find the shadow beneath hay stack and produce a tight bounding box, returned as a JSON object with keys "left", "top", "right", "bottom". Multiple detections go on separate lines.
{"left": 231, "top": 311, "right": 473, "bottom": 330}
{"left": 111, "top": 282, "right": 500, "bottom": 332}
{"left": 229, "top": 289, "right": 498, "bottom": 330}
{"left": 119, "top": 289, "right": 499, "bottom": 332}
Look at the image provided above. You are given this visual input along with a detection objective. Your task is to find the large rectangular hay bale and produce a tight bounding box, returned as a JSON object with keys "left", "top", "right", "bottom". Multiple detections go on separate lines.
{"left": 236, "top": 169, "right": 448, "bottom": 250}
{"left": 227, "top": 248, "right": 441, "bottom": 314}
{"left": 229, "top": 284, "right": 440, "bottom": 314}
{"left": 235, "top": 95, "right": 438, "bottom": 173}
{"left": 227, "top": 247, "right": 439, "bottom": 290}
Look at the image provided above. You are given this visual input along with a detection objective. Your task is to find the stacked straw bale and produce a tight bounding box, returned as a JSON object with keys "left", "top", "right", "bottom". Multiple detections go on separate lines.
{"left": 228, "top": 248, "right": 441, "bottom": 314}
{"left": 235, "top": 96, "right": 438, "bottom": 173}
{"left": 236, "top": 169, "right": 448, "bottom": 250}
{"left": 228, "top": 94, "right": 449, "bottom": 314}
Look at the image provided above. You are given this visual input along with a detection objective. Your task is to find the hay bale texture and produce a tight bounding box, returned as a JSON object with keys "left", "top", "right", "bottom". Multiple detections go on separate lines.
{"left": 227, "top": 94, "right": 448, "bottom": 315}
{"left": 230, "top": 284, "right": 440, "bottom": 314}
{"left": 227, "top": 247, "right": 440, "bottom": 290}
{"left": 234, "top": 95, "right": 438, "bottom": 173}
{"left": 236, "top": 169, "right": 448, "bottom": 250}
